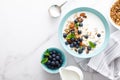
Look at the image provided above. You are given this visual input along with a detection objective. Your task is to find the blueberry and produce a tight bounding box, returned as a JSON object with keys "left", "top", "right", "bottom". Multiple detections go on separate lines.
{"left": 78, "top": 38, "right": 83, "bottom": 42}
{"left": 47, "top": 65, "right": 52, "bottom": 69}
{"left": 46, "top": 60, "right": 51, "bottom": 65}
{"left": 97, "top": 33, "right": 101, "bottom": 37}
{"left": 63, "top": 33, "right": 67, "bottom": 38}
{"left": 78, "top": 49, "right": 83, "bottom": 54}
{"left": 79, "top": 23, "right": 83, "bottom": 27}
{"left": 70, "top": 43, "right": 74, "bottom": 48}
{"left": 76, "top": 41, "right": 80, "bottom": 44}
{"left": 56, "top": 55, "right": 60, "bottom": 60}
{"left": 73, "top": 42, "right": 77, "bottom": 46}
{"left": 78, "top": 30, "right": 82, "bottom": 34}
{"left": 52, "top": 50, "right": 56, "bottom": 54}
{"left": 55, "top": 61, "right": 59, "bottom": 65}
{"left": 74, "top": 19, "right": 78, "bottom": 23}
{"left": 57, "top": 64, "right": 61, "bottom": 67}
{"left": 76, "top": 45, "right": 79, "bottom": 48}
{"left": 65, "top": 41, "right": 69, "bottom": 45}
{"left": 82, "top": 47, "right": 85, "bottom": 50}
{"left": 51, "top": 66, "right": 55, "bottom": 69}
{"left": 57, "top": 53, "right": 61, "bottom": 56}
{"left": 94, "top": 43, "right": 96, "bottom": 46}
{"left": 52, "top": 58, "right": 56, "bottom": 61}
{"left": 51, "top": 61, "right": 55, "bottom": 66}
{"left": 48, "top": 55, "right": 52, "bottom": 60}
{"left": 84, "top": 35, "right": 88, "bottom": 39}
{"left": 71, "top": 38, "right": 75, "bottom": 41}
{"left": 52, "top": 54, "right": 56, "bottom": 58}
{"left": 87, "top": 46, "right": 91, "bottom": 51}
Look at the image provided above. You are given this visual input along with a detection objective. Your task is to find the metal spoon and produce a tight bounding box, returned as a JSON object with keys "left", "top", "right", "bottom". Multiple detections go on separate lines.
{"left": 48, "top": 1, "right": 67, "bottom": 18}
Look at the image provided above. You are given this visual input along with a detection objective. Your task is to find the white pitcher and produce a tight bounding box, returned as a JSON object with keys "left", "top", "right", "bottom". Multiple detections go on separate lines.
{"left": 59, "top": 66, "right": 84, "bottom": 80}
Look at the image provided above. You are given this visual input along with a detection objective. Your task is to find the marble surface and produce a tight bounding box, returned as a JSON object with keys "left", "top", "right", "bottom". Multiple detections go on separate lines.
{"left": 0, "top": 0, "right": 118, "bottom": 80}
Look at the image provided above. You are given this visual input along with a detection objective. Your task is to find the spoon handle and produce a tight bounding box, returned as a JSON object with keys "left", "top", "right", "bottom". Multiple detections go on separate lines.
{"left": 59, "top": 1, "right": 68, "bottom": 8}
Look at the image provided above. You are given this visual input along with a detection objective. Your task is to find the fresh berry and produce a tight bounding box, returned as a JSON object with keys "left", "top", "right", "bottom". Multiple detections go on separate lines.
{"left": 84, "top": 35, "right": 88, "bottom": 39}
{"left": 51, "top": 61, "right": 55, "bottom": 66}
{"left": 76, "top": 45, "right": 79, "bottom": 48}
{"left": 78, "top": 30, "right": 82, "bottom": 34}
{"left": 47, "top": 65, "right": 52, "bottom": 69}
{"left": 51, "top": 66, "right": 55, "bottom": 69}
{"left": 82, "top": 47, "right": 85, "bottom": 50}
{"left": 63, "top": 33, "right": 67, "bottom": 38}
{"left": 94, "top": 43, "right": 96, "bottom": 46}
{"left": 76, "top": 40, "right": 80, "bottom": 44}
{"left": 52, "top": 54, "right": 56, "bottom": 58}
{"left": 70, "top": 43, "right": 74, "bottom": 48}
{"left": 78, "top": 49, "right": 83, "bottom": 54}
{"left": 56, "top": 55, "right": 60, "bottom": 60}
{"left": 79, "top": 23, "right": 83, "bottom": 27}
{"left": 73, "top": 42, "right": 77, "bottom": 46}
{"left": 57, "top": 64, "right": 61, "bottom": 67}
{"left": 78, "top": 38, "right": 83, "bottom": 42}
{"left": 55, "top": 61, "right": 59, "bottom": 65}
{"left": 71, "top": 38, "right": 75, "bottom": 41}
{"left": 46, "top": 60, "right": 51, "bottom": 65}
{"left": 65, "top": 41, "right": 69, "bottom": 45}
{"left": 52, "top": 58, "right": 56, "bottom": 61}
{"left": 52, "top": 50, "right": 56, "bottom": 54}
{"left": 87, "top": 46, "right": 91, "bottom": 51}
{"left": 97, "top": 33, "right": 101, "bottom": 37}
{"left": 74, "top": 19, "right": 78, "bottom": 23}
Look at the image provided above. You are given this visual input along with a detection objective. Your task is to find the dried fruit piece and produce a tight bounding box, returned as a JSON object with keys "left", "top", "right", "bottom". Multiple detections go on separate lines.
{"left": 69, "top": 22, "right": 75, "bottom": 29}
{"left": 77, "top": 17, "right": 83, "bottom": 22}
{"left": 80, "top": 13, "right": 87, "bottom": 18}
{"left": 80, "top": 13, "right": 86, "bottom": 17}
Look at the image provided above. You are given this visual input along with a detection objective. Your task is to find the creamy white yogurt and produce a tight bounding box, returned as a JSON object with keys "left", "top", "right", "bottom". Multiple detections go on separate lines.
{"left": 62, "top": 11, "right": 105, "bottom": 54}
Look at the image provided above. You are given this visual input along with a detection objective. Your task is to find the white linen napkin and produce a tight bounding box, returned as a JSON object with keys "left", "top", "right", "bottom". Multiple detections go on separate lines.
{"left": 74, "top": 30, "right": 120, "bottom": 80}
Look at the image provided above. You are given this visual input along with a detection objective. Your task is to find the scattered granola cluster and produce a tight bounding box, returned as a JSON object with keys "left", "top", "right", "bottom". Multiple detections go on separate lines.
{"left": 110, "top": 0, "right": 120, "bottom": 26}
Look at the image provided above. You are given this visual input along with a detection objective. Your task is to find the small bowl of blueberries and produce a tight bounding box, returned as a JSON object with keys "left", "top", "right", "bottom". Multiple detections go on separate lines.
{"left": 40, "top": 48, "right": 67, "bottom": 74}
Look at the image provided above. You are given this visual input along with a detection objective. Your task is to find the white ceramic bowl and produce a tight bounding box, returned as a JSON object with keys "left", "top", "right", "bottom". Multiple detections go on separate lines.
{"left": 40, "top": 48, "right": 67, "bottom": 74}
{"left": 59, "top": 7, "right": 110, "bottom": 58}
{"left": 108, "top": 0, "right": 120, "bottom": 29}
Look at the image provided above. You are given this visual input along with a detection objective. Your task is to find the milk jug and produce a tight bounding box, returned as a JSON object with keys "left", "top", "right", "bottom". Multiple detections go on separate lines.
{"left": 59, "top": 66, "right": 83, "bottom": 80}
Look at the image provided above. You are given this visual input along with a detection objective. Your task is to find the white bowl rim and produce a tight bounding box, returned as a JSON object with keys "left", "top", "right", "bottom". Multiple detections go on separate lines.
{"left": 108, "top": 0, "right": 120, "bottom": 30}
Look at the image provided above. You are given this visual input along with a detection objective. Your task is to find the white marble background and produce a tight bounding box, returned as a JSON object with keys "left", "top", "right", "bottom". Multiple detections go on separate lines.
{"left": 0, "top": 0, "right": 117, "bottom": 80}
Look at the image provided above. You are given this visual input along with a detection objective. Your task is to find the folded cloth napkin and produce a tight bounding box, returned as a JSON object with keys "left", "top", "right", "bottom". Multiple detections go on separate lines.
{"left": 74, "top": 30, "right": 120, "bottom": 80}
